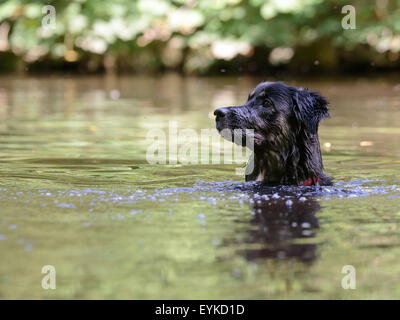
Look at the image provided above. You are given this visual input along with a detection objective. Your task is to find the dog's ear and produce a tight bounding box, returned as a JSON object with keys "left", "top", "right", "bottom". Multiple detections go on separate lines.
{"left": 291, "top": 87, "right": 329, "bottom": 133}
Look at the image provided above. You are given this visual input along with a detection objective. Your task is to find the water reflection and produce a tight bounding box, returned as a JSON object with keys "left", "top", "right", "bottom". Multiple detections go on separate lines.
{"left": 245, "top": 196, "right": 320, "bottom": 263}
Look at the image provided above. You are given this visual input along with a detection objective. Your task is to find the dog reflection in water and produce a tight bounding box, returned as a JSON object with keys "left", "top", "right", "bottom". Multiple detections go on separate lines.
{"left": 244, "top": 195, "right": 320, "bottom": 262}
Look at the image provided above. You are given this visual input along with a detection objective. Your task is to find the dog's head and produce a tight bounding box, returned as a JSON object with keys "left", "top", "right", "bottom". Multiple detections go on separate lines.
{"left": 214, "top": 81, "right": 329, "bottom": 149}
{"left": 214, "top": 81, "right": 330, "bottom": 185}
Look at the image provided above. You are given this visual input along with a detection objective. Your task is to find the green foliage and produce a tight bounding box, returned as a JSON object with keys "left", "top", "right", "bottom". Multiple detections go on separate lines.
{"left": 0, "top": 0, "right": 399, "bottom": 73}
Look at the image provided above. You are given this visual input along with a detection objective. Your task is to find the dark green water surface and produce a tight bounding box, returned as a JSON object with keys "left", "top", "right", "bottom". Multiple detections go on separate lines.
{"left": 1, "top": 75, "right": 400, "bottom": 299}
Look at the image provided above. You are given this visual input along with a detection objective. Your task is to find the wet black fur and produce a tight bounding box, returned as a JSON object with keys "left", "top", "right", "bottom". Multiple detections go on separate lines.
{"left": 214, "top": 81, "right": 332, "bottom": 186}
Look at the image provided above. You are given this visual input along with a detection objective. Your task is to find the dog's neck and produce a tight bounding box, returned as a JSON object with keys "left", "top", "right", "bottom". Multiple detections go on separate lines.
{"left": 246, "top": 131, "right": 324, "bottom": 186}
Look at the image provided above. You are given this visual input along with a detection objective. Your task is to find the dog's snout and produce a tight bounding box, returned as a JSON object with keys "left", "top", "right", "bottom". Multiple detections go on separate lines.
{"left": 214, "top": 108, "right": 229, "bottom": 119}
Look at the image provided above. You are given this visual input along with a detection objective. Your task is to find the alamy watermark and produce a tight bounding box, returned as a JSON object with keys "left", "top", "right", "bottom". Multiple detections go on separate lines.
{"left": 341, "top": 265, "right": 356, "bottom": 289}
{"left": 341, "top": 5, "right": 356, "bottom": 30}
{"left": 42, "top": 5, "right": 56, "bottom": 30}
{"left": 146, "top": 121, "right": 254, "bottom": 175}
{"left": 41, "top": 265, "right": 56, "bottom": 290}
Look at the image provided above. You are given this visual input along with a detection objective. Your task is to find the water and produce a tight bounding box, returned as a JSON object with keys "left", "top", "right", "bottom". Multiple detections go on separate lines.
{"left": 0, "top": 74, "right": 400, "bottom": 299}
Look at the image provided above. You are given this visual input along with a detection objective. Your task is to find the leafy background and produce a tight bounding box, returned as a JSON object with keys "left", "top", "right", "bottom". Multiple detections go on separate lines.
{"left": 0, "top": 0, "right": 399, "bottom": 74}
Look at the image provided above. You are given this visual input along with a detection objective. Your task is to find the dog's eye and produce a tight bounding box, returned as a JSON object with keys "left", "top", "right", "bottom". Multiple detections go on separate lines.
{"left": 263, "top": 98, "right": 273, "bottom": 108}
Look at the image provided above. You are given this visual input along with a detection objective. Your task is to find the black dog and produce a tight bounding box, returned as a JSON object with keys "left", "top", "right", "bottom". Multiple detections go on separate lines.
{"left": 214, "top": 81, "right": 332, "bottom": 186}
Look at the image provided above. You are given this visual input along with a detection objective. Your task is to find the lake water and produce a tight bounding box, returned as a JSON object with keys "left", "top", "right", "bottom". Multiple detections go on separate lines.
{"left": 0, "top": 74, "right": 400, "bottom": 299}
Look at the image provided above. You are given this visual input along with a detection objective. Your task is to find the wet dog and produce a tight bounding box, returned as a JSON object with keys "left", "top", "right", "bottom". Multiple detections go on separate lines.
{"left": 214, "top": 81, "right": 332, "bottom": 186}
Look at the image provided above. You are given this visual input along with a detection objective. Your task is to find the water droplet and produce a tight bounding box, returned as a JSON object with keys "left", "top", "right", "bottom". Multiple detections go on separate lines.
{"left": 285, "top": 200, "right": 293, "bottom": 206}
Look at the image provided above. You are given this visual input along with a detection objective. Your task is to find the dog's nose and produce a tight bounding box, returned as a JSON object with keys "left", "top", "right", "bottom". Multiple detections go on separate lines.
{"left": 214, "top": 108, "right": 228, "bottom": 119}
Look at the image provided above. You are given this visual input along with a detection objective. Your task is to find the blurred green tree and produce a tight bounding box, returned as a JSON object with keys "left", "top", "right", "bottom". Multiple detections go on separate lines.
{"left": 0, "top": 0, "right": 399, "bottom": 73}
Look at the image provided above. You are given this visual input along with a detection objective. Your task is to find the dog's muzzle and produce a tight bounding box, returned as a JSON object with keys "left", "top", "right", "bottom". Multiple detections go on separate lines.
{"left": 214, "top": 107, "right": 230, "bottom": 131}
{"left": 214, "top": 107, "right": 229, "bottom": 120}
